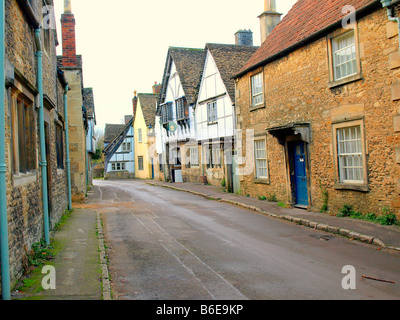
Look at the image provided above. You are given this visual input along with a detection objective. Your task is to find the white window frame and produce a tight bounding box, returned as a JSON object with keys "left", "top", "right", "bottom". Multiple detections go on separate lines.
{"left": 251, "top": 73, "right": 264, "bottom": 107}
{"left": 332, "top": 119, "right": 368, "bottom": 191}
{"left": 254, "top": 137, "right": 268, "bottom": 179}
{"left": 207, "top": 101, "right": 218, "bottom": 124}
{"left": 138, "top": 128, "right": 143, "bottom": 143}
{"left": 189, "top": 146, "right": 199, "bottom": 167}
{"left": 138, "top": 156, "right": 144, "bottom": 171}
{"left": 122, "top": 142, "right": 131, "bottom": 152}
{"left": 111, "top": 162, "right": 126, "bottom": 171}
{"left": 332, "top": 30, "right": 357, "bottom": 81}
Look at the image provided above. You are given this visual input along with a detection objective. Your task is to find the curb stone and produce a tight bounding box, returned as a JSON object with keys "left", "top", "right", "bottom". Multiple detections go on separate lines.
{"left": 96, "top": 211, "right": 112, "bottom": 300}
{"left": 147, "top": 182, "right": 400, "bottom": 252}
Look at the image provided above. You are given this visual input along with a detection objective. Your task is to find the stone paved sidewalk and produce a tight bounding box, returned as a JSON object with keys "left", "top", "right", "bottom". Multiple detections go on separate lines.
{"left": 12, "top": 208, "right": 106, "bottom": 300}
{"left": 148, "top": 181, "right": 400, "bottom": 252}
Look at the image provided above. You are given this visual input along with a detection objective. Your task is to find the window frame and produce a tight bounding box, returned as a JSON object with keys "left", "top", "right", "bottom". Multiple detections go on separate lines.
{"left": 327, "top": 25, "right": 362, "bottom": 88}
{"left": 250, "top": 72, "right": 264, "bottom": 108}
{"left": 55, "top": 122, "right": 64, "bottom": 169}
{"left": 137, "top": 156, "right": 144, "bottom": 171}
{"left": 207, "top": 101, "right": 218, "bottom": 125}
{"left": 138, "top": 128, "right": 143, "bottom": 144}
{"left": 10, "top": 88, "right": 37, "bottom": 176}
{"left": 253, "top": 136, "right": 269, "bottom": 180}
{"left": 332, "top": 119, "right": 368, "bottom": 192}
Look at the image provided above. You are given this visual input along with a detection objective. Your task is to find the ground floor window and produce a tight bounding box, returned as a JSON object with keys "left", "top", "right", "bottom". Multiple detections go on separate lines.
{"left": 186, "top": 146, "right": 199, "bottom": 168}
{"left": 111, "top": 162, "right": 126, "bottom": 171}
{"left": 254, "top": 137, "right": 268, "bottom": 179}
{"left": 203, "top": 144, "right": 221, "bottom": 169}
{"left": 10, "top": 89, "right": 37, "bottom": 174}
{"left": 333, "top": 120, "right": 367, "bottom": 187}
{"left": 56, "top": 123, "right": 64, "bottom": 169}
{"left": 138, "top": 156, "right": 144, "bottom": 171}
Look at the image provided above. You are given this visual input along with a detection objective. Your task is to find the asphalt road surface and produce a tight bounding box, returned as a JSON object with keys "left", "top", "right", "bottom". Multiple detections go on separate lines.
{"left": 88, "top": 179, "right": 400, "bottom": 300}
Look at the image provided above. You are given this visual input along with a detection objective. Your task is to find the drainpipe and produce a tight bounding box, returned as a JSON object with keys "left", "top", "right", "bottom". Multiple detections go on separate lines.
{"left": 34, "top": 29, "right": 50, "bottom": 245}
{"left": 382, "top": 0, "right": 400, "bottom": 51}
{"left": 0, "top": 0, "right": 11, "bottom": 301}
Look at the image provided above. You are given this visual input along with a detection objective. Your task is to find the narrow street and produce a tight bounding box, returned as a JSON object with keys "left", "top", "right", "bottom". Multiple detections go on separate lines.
{"left": 88, "top": 179, "right": 400, "bottom": 300}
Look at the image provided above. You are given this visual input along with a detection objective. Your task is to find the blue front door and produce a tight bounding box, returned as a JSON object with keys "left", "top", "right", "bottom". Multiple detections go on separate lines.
{"left": 293, "top": 142, "right": 309, "bottom": 206}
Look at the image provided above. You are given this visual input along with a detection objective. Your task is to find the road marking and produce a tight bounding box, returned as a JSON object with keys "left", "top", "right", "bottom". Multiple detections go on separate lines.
{"left": 150, "top": 218, "right": 248, "bottom": 300}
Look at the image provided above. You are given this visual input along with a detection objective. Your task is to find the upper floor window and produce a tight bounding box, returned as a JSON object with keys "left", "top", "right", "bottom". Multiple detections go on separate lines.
{"left": 176, "top": 97, "right": 188, "bottom": 121}
{"left": 161, "top": 102, "right": 173, "bottom": 124}
{"left": 122, "top": 142, "right": 131, "bottom": 152}
{"left": 207, "top": 101, "right": 218, "bottom": 124}
{"left": 138, "top": 129, "right": 143, "bottom": 143}
{"left": 332, "top": 30, "right": 357, "bottom": 81}
{"left": 251, "top": 73, "right": 263, "bottom": 107}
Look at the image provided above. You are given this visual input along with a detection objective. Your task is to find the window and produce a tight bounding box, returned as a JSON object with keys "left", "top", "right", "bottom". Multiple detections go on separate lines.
{"left": 251, "top": 73, "right": 263, "bottom": 107}
{"left": 204, "top": 144, "right": 221, "bottom": 169}
{"left": 138, "top": 129, "right": 142, "bottom": 143}
{"left": 138, "top": 156, "right": 144, "bottom": 171}
{"left": 332, "top": 120, "right": 367, "bottom": 191}
{"left": 207, "top": 101, "right": 218, "bottom": 124}
{"left": 159, "top": 154, "right": 164, "bottom": 172}
{"left": 10, "top": 92, "right": 36, "bottom": 174}
{"left": 56, "top": 123, "right": 64, "bottom": 169}
{"left": 161, "top": 102, "right": 173, "bottom": 124}
{"left": 254, "top": 138, "right": 268, "bottom": 179}
{"left": 332, "top": 30, "right": 357, "bottom": 81}
{"left": 176, "top": 97, "right": 188, "bottom": 121}
{"left": 122, "top": 142, "right": 131, "bottom": 152}
{"left": 337, "top": 126, "right": 363, "bottom": 183}
{"left": 186, "top": 147, "right": 199, "bottom": 168}
{"left": 111, "top": 162, "right": 126, "bottom": 171}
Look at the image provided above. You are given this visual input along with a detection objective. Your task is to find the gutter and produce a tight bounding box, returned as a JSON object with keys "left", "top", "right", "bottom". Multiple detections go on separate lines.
{"left": 58, "top": 68, "right": 72, "bottom": 210}
{"left": 34, "top": 28, "right": 50, "bottom": 245}
{"left": 0, "top": 0, "right": 11, "bottom": 301}
{"left": 381, "top": 0, "right": 400, "bottom": 51}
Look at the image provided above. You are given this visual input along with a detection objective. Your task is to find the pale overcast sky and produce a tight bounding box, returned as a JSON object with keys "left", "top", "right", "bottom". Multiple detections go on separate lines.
{"left": 53, "top": 0, "right": 297, "bottom": 132}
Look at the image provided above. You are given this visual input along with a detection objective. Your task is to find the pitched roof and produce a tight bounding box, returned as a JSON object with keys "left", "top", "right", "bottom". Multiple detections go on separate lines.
{"left": 103, "top": 117, "right": 134, "bottom": 155}
{"left": 236, "top": 0, "right": 379, "bottom": 77}
{"left": 159, "top": 47, "right": 206, "bottom": 106}
{"left": 104, "top": 123, "right": 126, "bottom": 144}
{"left": 83, "top": 87, "right": 95, "bottom": 121}
{"left": 205, "top": 43, "right": 259, "bottom": 102}
{"left": 138, "top": 93, "right": 159, "bottom": 128}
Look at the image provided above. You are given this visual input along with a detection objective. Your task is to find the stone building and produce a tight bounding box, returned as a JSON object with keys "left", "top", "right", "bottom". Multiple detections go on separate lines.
{"left": 1, "top": 0, "right": 69, "bottom": 293}
{"left": 234, "top": 0, "right": 400, "bottom": 217}
{"left": 58, "top": 0, "right": 95, "bottom": 202}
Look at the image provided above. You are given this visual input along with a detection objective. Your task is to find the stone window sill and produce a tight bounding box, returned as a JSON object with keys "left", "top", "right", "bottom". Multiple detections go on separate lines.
{"left": 13, "top": 172, "right": 37, "bottom": 187}
{"left": 253, "top": 178, "right": 270, "bottom": 185}
{"left": 249, "top": 104, "right": 266, "bottom": 112}
{"left": 328, "top": 73, "right": 362, "bottom": 89}
{"left": 333, "top": 183, "right": 368, "bottom": 192}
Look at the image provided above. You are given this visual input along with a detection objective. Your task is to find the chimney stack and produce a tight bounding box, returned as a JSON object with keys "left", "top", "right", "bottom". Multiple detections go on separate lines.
{"left": 61, "top": 0, "right": 77, "bottom": 66}
{"left": 258, "top": 0, "right": 282, "bottom": 44}
{"left": 152, "top": 81, "right": 161, "bottom": 94}
{"left": 132, "top": 91, "right": 138, "bottom": 119}
{"left": 235, "top": 30, "right": 253, "bottom": 46}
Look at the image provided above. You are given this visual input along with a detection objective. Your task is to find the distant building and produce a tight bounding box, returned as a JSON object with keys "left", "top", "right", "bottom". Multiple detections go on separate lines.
{"left": 58, "top": 0, "right": 95, "bottom": 202}
{"left": 103, "top": 117, "right": 135, "bottom": 179}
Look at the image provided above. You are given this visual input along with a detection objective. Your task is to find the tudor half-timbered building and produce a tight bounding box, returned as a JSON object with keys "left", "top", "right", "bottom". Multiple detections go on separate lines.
{"left": 157, "top": 47, "right": 205, "bottom": 182}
